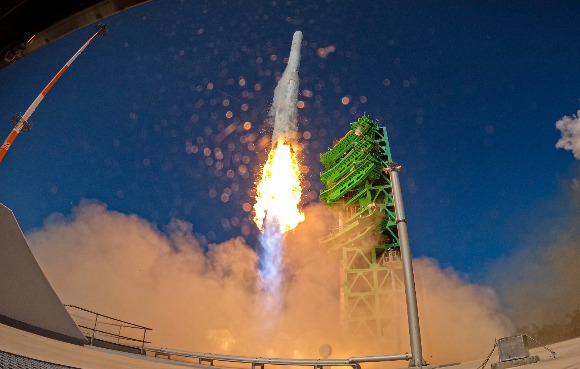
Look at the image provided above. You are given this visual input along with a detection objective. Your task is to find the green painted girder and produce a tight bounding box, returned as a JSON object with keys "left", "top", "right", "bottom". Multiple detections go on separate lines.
{"left": 319, "top": 115, "right": 403, "bottom": 339}
{"left": 345, "top": 187, "right": 372, "bottom": 207}
{"left": 321, "top": 220, "right": 360, "bottom": 246}
{"left": 345, "top": 203, "right": 377, "bottom": 222}
{"left": 319, "top": 159, "right": 377, "bottom": 203}
{"left": 322, "top": 211, "right": 398, "bottom": 250}
{"left": 381, "top": 215, "right": 397, "bottom": 230}
{"left": 320, "top": 116, "right": 375, "bottom": 169}
{"left": 373, "top": 126, "right": 393, "bottom": 164}
{"left": 321, "top": 201, "right": 398, "bottom": 249}
{"left": 320, "top": 135, "right": 376, "bottom": 187}
{"left": 321, "top": 175, "right": 400, "bottom": 248}
{"left": 343, "top": 183, "right": 397, "bottom": 231}
{"left": 344, "top": 179, "right": 391, "bottom": 214}
{"left": 377, "top": 242, "right": 400, "bottom": 252}
{"left": 325, "top": 220, "right": 380, "bottom": 252}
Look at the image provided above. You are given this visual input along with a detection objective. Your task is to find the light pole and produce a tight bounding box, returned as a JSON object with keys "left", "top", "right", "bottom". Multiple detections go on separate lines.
{"left": 385, "top": 162, "right": 425, "bottom": 367}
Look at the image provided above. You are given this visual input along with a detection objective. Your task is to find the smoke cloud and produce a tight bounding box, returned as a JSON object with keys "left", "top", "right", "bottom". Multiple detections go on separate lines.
{"left": 486, "top": 178, "right": 580, "bottom": 329}
{"left": 27, "top": 200, "right": 512, "bottom": 363}
{"left": 484, "top": 112, "right": 580, "bottom": 329}
{"left": 556, "top": 110, "right": 580, "bottom": 159}
{"left": 489, "top": 232, "right": 580, "bottom": 328}
{"left": 414, "top": 258, "right": 513, "bottom": 363}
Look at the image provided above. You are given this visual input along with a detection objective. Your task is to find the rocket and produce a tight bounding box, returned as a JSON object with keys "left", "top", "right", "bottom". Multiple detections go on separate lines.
{"left": 270, "top": 31, "right": 302, "bottom": 142}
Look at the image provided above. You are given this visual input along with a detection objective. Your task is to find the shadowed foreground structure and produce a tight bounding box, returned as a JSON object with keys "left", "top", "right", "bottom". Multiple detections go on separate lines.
{"left": 0, "top": 0, "right": 150, "bottom": 71}
{"left": 0, "top": 203, "right": 87, "bottom": 345}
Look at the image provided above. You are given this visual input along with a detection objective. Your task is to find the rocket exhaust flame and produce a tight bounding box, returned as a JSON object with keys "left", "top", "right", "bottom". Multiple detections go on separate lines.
{"left": 254, "top": 139, "right": 304, "bottom": 296}
{"left": 253, "top": 31, "right": 304, "bottom": 298}
{"left": 254, "top": 139, "right": 304, "bottom": 233}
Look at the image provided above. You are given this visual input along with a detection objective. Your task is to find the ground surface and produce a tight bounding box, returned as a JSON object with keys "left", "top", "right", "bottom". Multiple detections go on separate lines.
{"left": 1, "top": 322, "right": 578, "bottom": 369}
{"left": 0, "top": 323, "right": 207, "bottom": 369}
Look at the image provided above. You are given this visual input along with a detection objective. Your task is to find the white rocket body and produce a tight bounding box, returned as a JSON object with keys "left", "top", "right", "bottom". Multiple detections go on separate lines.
{"left": 270, "top": 31, "right": 302, "bottom": 142}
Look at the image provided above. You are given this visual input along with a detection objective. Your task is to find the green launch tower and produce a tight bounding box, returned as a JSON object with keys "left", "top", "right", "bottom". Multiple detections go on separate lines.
{"left": 319, "top": 115, "right": 406, "bottom": 340}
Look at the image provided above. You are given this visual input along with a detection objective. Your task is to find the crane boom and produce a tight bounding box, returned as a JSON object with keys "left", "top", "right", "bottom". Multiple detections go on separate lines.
{"left": 0, "top": 24, "right": 106, "bottom": 164}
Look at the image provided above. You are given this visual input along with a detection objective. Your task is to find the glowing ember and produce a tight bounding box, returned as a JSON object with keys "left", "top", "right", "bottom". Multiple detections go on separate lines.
{"left": 254, "top": 139, "right": 304, "bottom": 233}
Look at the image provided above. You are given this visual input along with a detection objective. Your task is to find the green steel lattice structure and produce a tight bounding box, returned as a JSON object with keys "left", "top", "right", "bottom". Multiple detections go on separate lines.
{"left": 320, "top": 115, "right": 406, "bottom": 340}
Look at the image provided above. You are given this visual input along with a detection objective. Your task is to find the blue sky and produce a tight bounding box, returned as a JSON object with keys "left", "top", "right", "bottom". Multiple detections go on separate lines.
{"left": 0, "top": 0, "right": 579, "bottom": 283}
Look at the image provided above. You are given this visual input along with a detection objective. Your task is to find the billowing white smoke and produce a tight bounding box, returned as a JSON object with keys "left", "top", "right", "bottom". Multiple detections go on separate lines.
{"left": 27, "top": 200, "right": 512, "bottom": 362}
{"left": 270, "top": 31, "right": 302, "bottom": 141}
{"left": 556, "top": 109, "right": 580, "bottom": 159}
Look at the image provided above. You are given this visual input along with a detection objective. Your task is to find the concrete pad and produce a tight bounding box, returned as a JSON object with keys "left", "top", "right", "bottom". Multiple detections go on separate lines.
{"left": 0, "top": 322, "right": 211, "bottom": 369}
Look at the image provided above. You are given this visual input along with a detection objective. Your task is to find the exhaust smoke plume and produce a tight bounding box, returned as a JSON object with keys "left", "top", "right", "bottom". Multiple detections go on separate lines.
{"left": 28, "top": 200, "right": 513, "bottom": 363}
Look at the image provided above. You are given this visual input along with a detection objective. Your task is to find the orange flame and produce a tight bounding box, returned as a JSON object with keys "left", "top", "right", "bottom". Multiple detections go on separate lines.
{"left": 254, "top": 138, "right": 304, "bottom": 233}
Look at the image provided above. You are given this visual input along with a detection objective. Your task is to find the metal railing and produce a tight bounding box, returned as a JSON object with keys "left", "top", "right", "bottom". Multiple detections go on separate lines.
{"left": 145, "top": 346, "right": 412, "bottom": 369}
{"left": 64, "top": 306, "right": 413, "bottom": 368}
{"left": 64, "top": 304, "right": 152, "bottom": 353}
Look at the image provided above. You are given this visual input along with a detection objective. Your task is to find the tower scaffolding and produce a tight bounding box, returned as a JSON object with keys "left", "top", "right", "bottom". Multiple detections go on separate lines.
{"left": 319, "top": 115, "right": 406, "bottom": 342}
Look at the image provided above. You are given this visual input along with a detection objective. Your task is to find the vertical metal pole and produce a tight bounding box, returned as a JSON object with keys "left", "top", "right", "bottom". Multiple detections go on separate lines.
{"left": 141, "top": 329, "right": 147, "bottom": 354}
{"left": 386, "top": 163, "right": 425, "bottom": 367}
{"left": 91, "top": 313, "right": 99, "bottom": 345}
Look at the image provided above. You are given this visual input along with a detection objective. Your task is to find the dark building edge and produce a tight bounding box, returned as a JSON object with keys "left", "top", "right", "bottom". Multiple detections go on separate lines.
{"left": 1, "top": 0, "right": 151, "bottom": 71}
{"left": 0, "top": 313, "right": 88, "bottom": 346}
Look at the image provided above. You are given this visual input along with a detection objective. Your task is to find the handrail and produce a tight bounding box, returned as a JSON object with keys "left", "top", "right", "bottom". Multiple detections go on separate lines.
{"left": 64, "top": 304, "right": 152, "bottom": 330}
{"left": 145, "top": 346, "right": 412, "bottom": 369}
{"left": 65, "top": 304, "right": 413, "bottom": 367}
{"left": 69, "top": 313, "right": 136, "bottom": 329}
{"left": 64, "top": 304, "right": 152, "bottom": 353}
{"left": 77, "top": 325, "right": 151, "bottom": 344}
